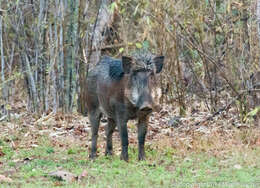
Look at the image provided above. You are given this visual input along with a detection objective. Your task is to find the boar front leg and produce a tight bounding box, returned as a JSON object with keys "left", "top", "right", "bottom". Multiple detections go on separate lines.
{"left": 137, "top": 117, "right": 148, "bottom": 160}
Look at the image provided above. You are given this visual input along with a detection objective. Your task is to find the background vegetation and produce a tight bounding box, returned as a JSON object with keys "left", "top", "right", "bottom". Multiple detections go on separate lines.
{"left": 0, "top": 0, "right": 259, "bottom": 119}
{"left": 0, "top": 0, "right": 259, "bottom": 187}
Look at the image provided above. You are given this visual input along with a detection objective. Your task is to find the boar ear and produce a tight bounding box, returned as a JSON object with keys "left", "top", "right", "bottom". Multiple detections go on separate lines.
{"left": 122, "top": 56, "right": 132, "bottom": 74}
{"left": 152, "top": 56, "right": 164, "bottom": 73}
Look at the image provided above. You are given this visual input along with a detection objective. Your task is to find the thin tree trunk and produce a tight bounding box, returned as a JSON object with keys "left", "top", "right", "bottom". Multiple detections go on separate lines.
{"left": 78, "top": 0, "right": 113, "bottom": 115}
{"left": 77, "top": 0, "right": 89, "bottom": 115}
{"left": 49, "top": 21, "right": 57, "bottom": 113}
{"left": 35, "top": 0, "right": 49, "bottom": 113}
{"left": 88, "top": 0, "right": 113, "bottom": 68}
{"left": 257, "top": 0, "right": 260, "bottom": 68}
{"left": 0, "top": 11, "right": 7, "bottom": 116}
{"left": 64, "top": 0, "right": 79, "bottom": 112}
{"left": 17, "top": 6, "right": 39, "bottom": 112}
{"left": 241, "top": 0, "right": 250, "bottom": 66}
{"left": 22, "top": 52, "right": 38, "bottom": 112}
{"left": 8, "top": 42, "right": 15, "bottom": 105}
{"left": 57, "top": 0, "right": 65, "bottom": 110}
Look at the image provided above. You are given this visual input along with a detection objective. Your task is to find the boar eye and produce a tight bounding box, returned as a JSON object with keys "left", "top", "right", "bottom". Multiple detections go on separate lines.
{"left": 149, "top": 71, "right": 154, "bottom": 76}
{"left": 149, "top": 72, "right": 155, "bottom": 82}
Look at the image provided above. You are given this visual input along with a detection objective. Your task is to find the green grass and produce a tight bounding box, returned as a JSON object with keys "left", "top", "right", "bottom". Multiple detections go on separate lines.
{"left": 0, "top": 136, "right": 259, "bottom": 188}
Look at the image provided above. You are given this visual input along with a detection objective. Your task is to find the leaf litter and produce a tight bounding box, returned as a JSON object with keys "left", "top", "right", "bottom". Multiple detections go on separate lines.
{"left": 0, "top": 96, "right": 259, "bottom": 185}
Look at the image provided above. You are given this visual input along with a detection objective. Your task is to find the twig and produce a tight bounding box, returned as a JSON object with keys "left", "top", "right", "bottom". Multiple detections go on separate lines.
{"left": 91, "top": 43, "right": 127, "bottom": 51}
{"left": 194, "top": 92, "right": 245, "bottom": 126}
{"left": 0, "top": 115, "right": 7, "bottom": 122}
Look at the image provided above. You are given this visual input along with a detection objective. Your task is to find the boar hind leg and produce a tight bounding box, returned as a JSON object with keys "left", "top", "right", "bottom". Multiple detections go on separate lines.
{"left": 137, "top": 118, "right": 148, "bottom": 160}
{"left": 105, "top": 118, "right": 116, "bottom": 156}
{"left": 89, "top": 110, "right": 102, "bottom": 159}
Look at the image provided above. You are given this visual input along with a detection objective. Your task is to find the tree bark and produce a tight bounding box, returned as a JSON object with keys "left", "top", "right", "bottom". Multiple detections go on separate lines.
{"left": 21, "top": 52, "right": 38, "bottom": 112}
{"left": 64, "top": 0, "right": 79, "bottom": 112}
{"left": 88, "top": 0, "right": 114, "bottom": 68}
{"left": 0, "top": 11, "right": 7, "bottom": 116}
{"left": 77, "top": 0, "right": 89, "bottom": 115}
{"left": 57, "top": 0, "right": 65, "bottom": 111}
{"left": 78, "top": 0, "right": 114, "bottom": 115}
{"left": 16, "top": 5, "right": 39, "bottom": 113}
{"left": 35, "top": 0, "right": 49, "bottom": 113}
{"left": 257, "top": 0, "right": 260, "bottom": 67}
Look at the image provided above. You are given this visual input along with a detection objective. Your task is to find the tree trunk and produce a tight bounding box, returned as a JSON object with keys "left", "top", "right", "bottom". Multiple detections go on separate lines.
{"left": 17, "top": 6, "right": 39, "bottom": 113}
{"left": 78, "top": 0, "right": 114, "bottom": 115}
{"left": 0, "top": 10, "right": 7, "bottom": 117}
{"left": 88, "top": 0, "right": 113, "bottom": 68}
{"left": 21, "top": 52, "right": 38, "bottom": 112}
{"left": 257, "top": 0, "right": 260, "bottom": 67}
{"left": 57, "top": 0, "right": 65, "bottom": 111}
{"left": 64, "top": 0, "right": 79, "bottom": 112}
{"left": 77, "top": 0, "right": 89, "bottom": 115}
{"left": 35, "top": 0, "right": 49, "bottom": 113}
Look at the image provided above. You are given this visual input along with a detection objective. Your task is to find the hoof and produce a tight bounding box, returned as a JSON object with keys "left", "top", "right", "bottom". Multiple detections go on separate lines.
{"left": 105, "top": 150, "right": 113, "bottom": 156}
{"left": 120, "top": 154, "right": 129, "bottom": 162}
{"left": 89, "top": 153, "right": 98, "bottom": 160}
{"left": 138, "top": 155, "right": 145, "bottom": 161}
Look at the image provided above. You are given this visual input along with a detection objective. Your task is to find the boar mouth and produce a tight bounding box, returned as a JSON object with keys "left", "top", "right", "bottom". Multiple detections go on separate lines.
{"left": 139, "top": 106, "right": 153, "bottom": 113}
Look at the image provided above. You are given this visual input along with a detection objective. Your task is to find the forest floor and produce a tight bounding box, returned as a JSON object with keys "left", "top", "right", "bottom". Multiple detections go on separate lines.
{"left": 0, "top": 97, "right": 260, "bottom": 187}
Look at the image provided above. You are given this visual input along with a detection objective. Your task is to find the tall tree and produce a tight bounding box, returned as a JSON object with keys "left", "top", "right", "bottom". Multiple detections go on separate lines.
{"left": 0, "top": 5, "right": 7, "bottom": 117}
{"left": 78, "top": 0, "right": 114, "bottom": 115}
{"left": 64, "top": 0, "right": 80, "bottom": 112}
{"left": 257, "top": 0, "right": 260, "bottom": 67}
{"left": 88, "top": 0, "right": 114, "bottom": 68}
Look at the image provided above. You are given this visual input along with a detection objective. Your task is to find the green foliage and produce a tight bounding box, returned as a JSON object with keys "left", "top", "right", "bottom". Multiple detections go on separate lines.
{"left": 46, "top": 147, "right": 55, "bottom": 154}
{"left": 135, "top": 42, "right": 142, "bottom": 49}
{"left": 67, "top": 148, "right": 77, "bottom": 155}
{"left": 243, "top": 106, "right": 260, "bottom": 122}
{"left": 142, "top": 40, "right": 149, "bottom": 49}
{"left": 247, "top": 106, "right": 260, "bottom": 117}
{"left": 0, "top": 141, "right": 14, "bottom": 160}
{"left": 119, "top": 47, "right": 124, "bottom": 53}
{"left": 109, "top": 2, "right": 118, "bottom": 13}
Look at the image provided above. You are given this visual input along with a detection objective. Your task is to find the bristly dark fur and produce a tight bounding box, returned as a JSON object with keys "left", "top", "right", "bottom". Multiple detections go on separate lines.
{"left": 108, "top": 60, "right": 124, "bottom": 80}
{"left": 131, "top": 49, "right": 154, "bottom": 65}
{"left": 130, "top": 49, "right": 158, "bottom": 71}
{"left": 100, "top": 56, "right": 124, "bottom": 81}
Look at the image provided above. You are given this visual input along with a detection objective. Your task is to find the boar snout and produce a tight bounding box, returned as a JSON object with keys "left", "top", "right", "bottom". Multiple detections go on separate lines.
{"left": 139, "top": 102, "right": 153, "bottom": 113}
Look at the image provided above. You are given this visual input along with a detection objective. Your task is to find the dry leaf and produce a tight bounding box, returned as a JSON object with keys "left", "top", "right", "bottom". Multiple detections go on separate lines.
{"left": 256, "top": 137, "right": 260, "bottom": 146}
{"left": 0, "top": 174, "right": 13, "bottom": 183}
{"left": 78, "top": 170, "right": 88, "bottom": 181}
